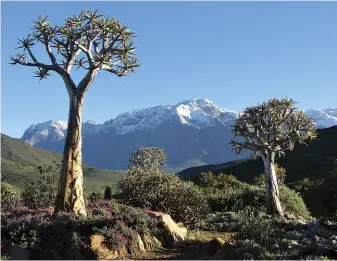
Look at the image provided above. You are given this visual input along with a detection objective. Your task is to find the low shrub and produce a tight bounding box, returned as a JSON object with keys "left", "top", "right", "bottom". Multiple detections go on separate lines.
{"left": 117, "top": 166, "right": 209, "bottom": 226}
{"left": 1, "top": 182, "right": 21, "bottom": 211}
{"left": 198, "top": 171, "right": 310, "bottom": 219}
{"left": 21, "top": 165, "right": 59, "bottom": 209}
{"left": 1, "top": 200, "right": 159, "bottom": 259}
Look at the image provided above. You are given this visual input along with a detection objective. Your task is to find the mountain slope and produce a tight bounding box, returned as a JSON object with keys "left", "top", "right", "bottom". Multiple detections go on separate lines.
{"left": 20, "top": 98, "right": 337, "bottom": 170}
{"left": 177, "top": 126, "right": 337, "bottom": 183}
{"left": 1, "top": 134, "right": 123, "bottom": 192}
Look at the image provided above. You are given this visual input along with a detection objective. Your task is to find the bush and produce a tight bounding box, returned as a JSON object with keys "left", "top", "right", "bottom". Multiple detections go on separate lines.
{"left": 21, "top": 165, "right": 59, "bottom": 209}
{"left": 235, "top": 210, "right": 275, "bottom": 242}
{"left": 198, "top": 171, "right": 310, "bottom": 219}
{"left": 117, "top": 166, "right": 209, "bottom": 226}
{"left": 1, "top": 182, "right": 21, "bottom": 211}
{"left": 279, "top": 185, "right": 311, "bottom": 219}
{"left": 1, "top": 200, "right": 159, "bottom": 259}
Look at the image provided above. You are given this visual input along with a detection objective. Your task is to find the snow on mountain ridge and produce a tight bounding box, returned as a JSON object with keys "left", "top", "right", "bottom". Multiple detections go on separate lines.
{"left": 102, "top": 98, "right": 239, "bottom": 134}
{"left": 21, "top": 99, "right": 337, "bottom": 145}
{"left": 22, "top": 120, "right": 101, "bottom": 145}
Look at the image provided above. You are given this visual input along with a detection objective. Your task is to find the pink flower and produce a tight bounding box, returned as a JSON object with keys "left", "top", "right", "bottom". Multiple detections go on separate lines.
{"left": 47, "top": 206, "right": 54, "bottom": 214}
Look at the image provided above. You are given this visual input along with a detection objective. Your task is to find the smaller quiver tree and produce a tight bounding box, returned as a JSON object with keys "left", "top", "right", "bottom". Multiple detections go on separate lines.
{"left": 231, "top": 98, "right": 317, "bottom": 216}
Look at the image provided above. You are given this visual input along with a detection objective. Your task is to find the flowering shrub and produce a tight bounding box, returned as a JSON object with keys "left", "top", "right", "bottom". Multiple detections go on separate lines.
{"left": 1, "top": 200, "right": 159, "bottom": 259}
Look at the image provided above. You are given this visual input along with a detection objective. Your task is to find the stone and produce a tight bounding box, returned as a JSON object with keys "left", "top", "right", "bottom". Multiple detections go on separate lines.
{"left": 212, "top": 242, "right": 237, "bottom": 260}
{"left": 285, "top": 213, "right": 297, "bottom": 220}
{"left": 289, "top": 240, "right": 299, "bottom": 248}
{"left": 137, "top": 234, "right": 146, "bottom": 252}
{"left": 207, "top": 237, "right": 225, "bottom": 256}
{"left": 90, "top": 234, "right": 118, "bottom": 260}
{"left": 141, "top": 234, "right": 161, "bottom": 250}
{"left": 8, "top": 243, "right": 30, "bottom": 260}
{"left": 146, "top": 210, "right": 187, "bottom": 247}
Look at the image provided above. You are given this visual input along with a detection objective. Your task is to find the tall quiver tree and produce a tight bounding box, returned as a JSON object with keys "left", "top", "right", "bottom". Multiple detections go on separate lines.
{"left": 10, "top": 9, "right": 140, "bottom": 216}
{"left": 231, "top": 98, "right": 317, "bottom": 216}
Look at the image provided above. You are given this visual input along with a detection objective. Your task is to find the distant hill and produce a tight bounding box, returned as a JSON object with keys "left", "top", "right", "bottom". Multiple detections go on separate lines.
{"left": 1, "top": 134, "right": 123, "bottom": 193}
{"left": 177, "top": 126, "right": 337, "bottom": 184}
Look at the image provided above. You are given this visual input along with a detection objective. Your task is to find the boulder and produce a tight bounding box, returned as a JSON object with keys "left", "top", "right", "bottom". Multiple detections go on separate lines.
{"left": 137, "top": 234, "right": 146, "bottom": 252}
{"left": 90, "top": 234, "right": 126, "bottom": 260}
{"left": 146, "top": 210, "right": 187, "bottom": 247}
{"left": 207, "top": 237, "right": 225, "bottom": 256}
{"left": 140, "top": 234, "right": 161, "bottom": 250}
{"left": 212, "top": 242, "right": 237, "bottom": 260}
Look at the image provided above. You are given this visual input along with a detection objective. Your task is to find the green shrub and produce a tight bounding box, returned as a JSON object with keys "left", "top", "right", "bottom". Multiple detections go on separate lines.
{"left": 118, "top": 166, "right": 209, "bottom": 226}
{"left": 87, "top": 187, "right": 103, "bottom": 203}
{"left": 235, "top": 209, "right": 275, "bottom": 242}
{"left": 1, "top": 182, "right": 21, "bottom": 210}
{"left": 279, "top": 185, "right": 311, "bottom": 219}
{"left": 21, "top": 165, "right": 59, "bottom": 209}
{"left": 198, "top": 171, "right": 310, "bottom": 218}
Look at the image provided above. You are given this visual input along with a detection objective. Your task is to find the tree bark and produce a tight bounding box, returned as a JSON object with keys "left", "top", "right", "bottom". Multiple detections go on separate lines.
{"left": 54, "top": 91, "right": 87, "bottom": 216}
{"left": 262, "top": 151, "right": 284, "bottom": 216}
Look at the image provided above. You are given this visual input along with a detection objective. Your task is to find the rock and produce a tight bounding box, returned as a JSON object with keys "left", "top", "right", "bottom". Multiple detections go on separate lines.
{"left": 289, "top": 240, "right": 299, "bottom": 248}
{"left": 8, "top": 243, "right": 30, "bottom": 260}
{"left": 137, "top": 234, "right": 146, "bottom": 252}
{"left": 140, "top": 234, "right": 161, "bottom": 250}
{"left": 146, "top": 210, "right": 187, "bottom": 247}
{"left": 90, "top": 234, "right": 123, "bottom": 260}
{"left": 207, "top": 237, "right": 225, "bottom": 256}
{"left": 285, "top": 213, "right": 297, "bottom": 220}
{"left": 212, "top": 242, "right": 237, "bottom": 260}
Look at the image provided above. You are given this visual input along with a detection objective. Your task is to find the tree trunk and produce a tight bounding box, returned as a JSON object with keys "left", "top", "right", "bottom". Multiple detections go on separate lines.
{"left": 54, "top": 91, "right": 87, "bottom": 216}
{"left": 262, "top": 152, "right": 284, "bottom": 216}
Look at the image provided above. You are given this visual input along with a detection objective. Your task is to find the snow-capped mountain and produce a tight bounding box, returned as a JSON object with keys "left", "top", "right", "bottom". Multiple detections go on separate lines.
{"left": 102, "top": 98, "right": 238, "bottom": 135}
{"left": 22, "top": 120, "right": 102, "bottom": 146}
{"left": 20, "top": 99, "right": 337, "bottom": 170}
{"left": 303, "top": 108, "right": 337, "bottom": 129}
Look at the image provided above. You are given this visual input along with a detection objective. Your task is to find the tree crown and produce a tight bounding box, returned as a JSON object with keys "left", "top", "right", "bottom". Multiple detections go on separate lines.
{"left": 231, "top": 98, "right": 317, "bottom": 158}
{"left": 10, "top": 9, "right": 139, "bottom": 83}
{"left": 129, "top": 147, "right": 167, "bottom": 169}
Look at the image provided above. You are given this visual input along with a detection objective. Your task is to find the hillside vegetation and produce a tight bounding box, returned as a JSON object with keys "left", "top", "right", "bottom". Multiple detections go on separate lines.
{"left": 178, "top": 126, "right": 337, "bottom": 184}
{"left": 1, "top": 134, "right": 123, "bottom": 193}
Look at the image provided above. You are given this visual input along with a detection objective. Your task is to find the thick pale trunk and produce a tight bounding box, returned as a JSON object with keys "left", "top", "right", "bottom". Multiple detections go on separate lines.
{"left": 262, "top": 152, "right": 284, "bottom": 216}
{"left": 54, "top": 92, "right": 86, "bottom": 216}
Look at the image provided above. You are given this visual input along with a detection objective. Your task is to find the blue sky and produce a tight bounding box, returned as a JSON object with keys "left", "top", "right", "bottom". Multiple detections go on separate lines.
{"left": 2, "top": 1, "right": 337, "bottom": 138}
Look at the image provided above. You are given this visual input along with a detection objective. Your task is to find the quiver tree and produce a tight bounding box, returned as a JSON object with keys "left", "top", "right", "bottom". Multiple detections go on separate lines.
{"left": 10, "top": 9, "right": 139, "bottom": 216}
{"left": 231, "top": 98, "right": 317, "bottom": 216}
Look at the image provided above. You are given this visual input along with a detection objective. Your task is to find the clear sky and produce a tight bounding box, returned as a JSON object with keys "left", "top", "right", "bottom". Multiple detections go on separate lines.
{"left": 2, "top": 1, "right": 337, "bottom": 138}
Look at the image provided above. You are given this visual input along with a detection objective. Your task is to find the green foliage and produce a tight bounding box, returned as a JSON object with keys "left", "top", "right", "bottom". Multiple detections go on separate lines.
{"left": 198, "top": 171, "right": 310, "bottom": 218}
{"left": 235, "top": 210, "right": 275, "bottom": 242}
{"left": 279, "top": 185, "right": 311, "bottom": 219}
{"left": 1, "top": 182, "right": 21, "bottom": 210}
{"left": 198, "top": 171, "right": 239, "bottom": 189}
{"left": 118, "top": 166, "right": 209, "bottom": 226}
{"left": 21, "top": 165, "right": 59, "bottom": 209}
{"left": 288, "top": 168, "right": 337, "bottom": 217}
{"left": 87, "top": 187, "right": 103, "bottom": 203}
{"left": 129, "top": 147, "right": 167, "bottom": 169}
{"left": 254, "top": 164, "right": 287, "bottom": 186}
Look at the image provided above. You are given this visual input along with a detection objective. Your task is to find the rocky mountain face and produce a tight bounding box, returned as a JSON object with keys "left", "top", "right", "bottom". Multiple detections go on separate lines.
{"left": 20, "top": 99, "right": 337, "bottom": 170}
